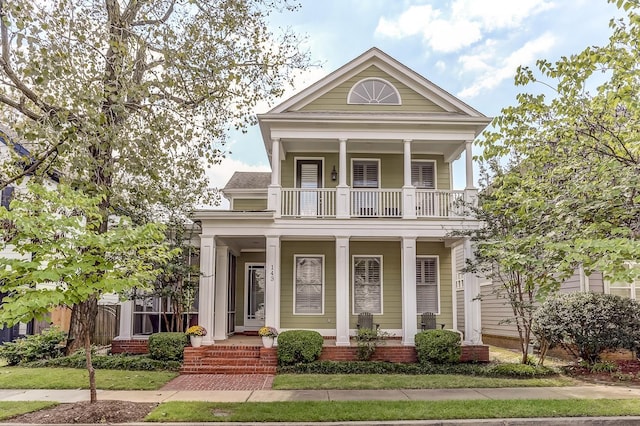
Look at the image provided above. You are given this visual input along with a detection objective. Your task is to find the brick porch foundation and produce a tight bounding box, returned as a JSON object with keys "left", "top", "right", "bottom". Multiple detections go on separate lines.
{"left": 111, "top": 339, "right": 148, "bottom": 355}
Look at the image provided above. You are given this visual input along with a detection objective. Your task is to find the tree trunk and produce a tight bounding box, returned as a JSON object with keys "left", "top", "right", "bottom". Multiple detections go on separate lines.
{"left": 66, "top": 296, "right": 98, "bottom": 355}
{"left": 84, "top": 318, "right": 97, "bottom": 403}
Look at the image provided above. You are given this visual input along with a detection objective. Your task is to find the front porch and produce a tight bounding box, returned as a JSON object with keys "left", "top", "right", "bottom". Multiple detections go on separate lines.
{"left": 181, "top": 335, "right": 489, "bottom": 374}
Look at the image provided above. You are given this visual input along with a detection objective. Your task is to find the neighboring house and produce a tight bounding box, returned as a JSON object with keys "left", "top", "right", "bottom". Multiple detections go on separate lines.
{"left": 114, "top": 48, "right": 492, "bottom": 349}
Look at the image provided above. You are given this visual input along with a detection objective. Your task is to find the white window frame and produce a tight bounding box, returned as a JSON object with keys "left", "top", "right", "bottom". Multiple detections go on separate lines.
{"left": 293, "top": 254, "right": 325, "bottom": 315}
{"left": 411, "top": 160, "right": 437, "bottom": 189}
{"left": 347, "top": 77, "right": 402, "bottom": 105}
{"left": 416, "top": 255, "right": 440, "bottom": 315}
{"left": 351, "top": 158, "right": 381, "bottom": 188}
{"left": 352, "top": 255, "right": 383, "bottom": 315}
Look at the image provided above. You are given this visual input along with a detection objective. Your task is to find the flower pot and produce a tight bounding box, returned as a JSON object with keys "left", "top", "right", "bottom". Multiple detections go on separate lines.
{"left": 261, "top": 336, "right": 274, "bottom": 348}
{"left": 190, "top": 335, "right": 203, "bottom": 348}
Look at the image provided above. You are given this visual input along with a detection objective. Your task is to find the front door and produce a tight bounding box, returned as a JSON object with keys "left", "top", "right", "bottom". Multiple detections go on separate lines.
{"left": 296, "top": 159, "right": 322, "bottom": 216}
{"left": 245, "top": 263, "right": 265, "bottom": 329}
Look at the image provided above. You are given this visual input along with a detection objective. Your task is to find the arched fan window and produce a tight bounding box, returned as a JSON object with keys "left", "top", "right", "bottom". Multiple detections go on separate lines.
{"left": 347, "top": 78, "right": 401, "bottom": 105}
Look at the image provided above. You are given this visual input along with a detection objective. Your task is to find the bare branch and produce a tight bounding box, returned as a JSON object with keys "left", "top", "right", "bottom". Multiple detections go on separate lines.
{"left": 1, "top": 139, "right": 63, "bottom": 188}
{"left": 131, "top": 0, "right": 175, "bottom": 26}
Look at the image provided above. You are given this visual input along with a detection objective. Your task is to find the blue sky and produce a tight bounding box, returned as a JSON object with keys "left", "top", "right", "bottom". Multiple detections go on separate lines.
{"left": 207, "top": 0, "right": 624, "bottom": 202}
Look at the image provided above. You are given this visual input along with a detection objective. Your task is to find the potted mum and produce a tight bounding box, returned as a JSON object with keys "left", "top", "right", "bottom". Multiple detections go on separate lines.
{"left": 185, "top": 325, "right": 207, "bottom": 348}
{"left": 258, "top": 326, "right": 278, "bottom": 348}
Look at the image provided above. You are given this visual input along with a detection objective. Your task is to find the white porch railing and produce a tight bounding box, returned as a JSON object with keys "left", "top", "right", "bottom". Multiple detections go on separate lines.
{"left": 279, "top": 188, "right": 468, "bottom": 218}
{"left": 416, "top": 190, "right": 465, "bottom": 217}
{"left": 350, "top": 189, "right": 402, "bottom": 218}
{"left": 281, "top": 188, "right": 336, "bottom": 217}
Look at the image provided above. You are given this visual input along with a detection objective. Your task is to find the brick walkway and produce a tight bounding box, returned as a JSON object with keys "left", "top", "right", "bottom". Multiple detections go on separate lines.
{"left": 161, "top": 374, "right": 274, "bottom": 391}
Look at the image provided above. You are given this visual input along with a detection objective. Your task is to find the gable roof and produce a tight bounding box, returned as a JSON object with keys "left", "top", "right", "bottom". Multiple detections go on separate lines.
{"left": 266, "top": 47, "right": 486, "bottom": 117}
{"left": 223, "top": 172, "right": 271, "bottom": 190}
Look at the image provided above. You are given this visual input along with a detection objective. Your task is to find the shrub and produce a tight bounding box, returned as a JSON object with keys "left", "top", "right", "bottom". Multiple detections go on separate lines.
{"left": 277, "top": 330, "right": 324, "bottom": 366}
{"left": 0, "top": 327, "right": 66, "bottom": 365}
{"left": 485, "top": 363, "right": 555, "bottom": 378}
{"left": 533, "top": 292, "right": 640, "bottom": 364}
{"left": 147, "top": 332, "right": 188, "bottom": 361}
{"left": 415, "top": 329, "right": 461, "bottom": 364}
{"left": 355, "top": 328, "right": 388, "bottom": 361}
{"left": 26, "top": 353, "right": 181, "bottom": 371}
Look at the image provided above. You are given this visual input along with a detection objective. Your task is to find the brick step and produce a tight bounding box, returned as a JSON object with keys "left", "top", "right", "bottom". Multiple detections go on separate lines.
{"left": 194, "top": 357, "right": 275, "bottom": 366}
{"left": 181, "top": 365, "right": 277, "bottom": 374}
{"left": 195, "top": 350, "right": 262, "bottom": 359}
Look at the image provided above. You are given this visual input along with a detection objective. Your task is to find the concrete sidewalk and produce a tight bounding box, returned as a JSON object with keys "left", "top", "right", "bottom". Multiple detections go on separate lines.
{"left": 1, "top": 384, "right": 640, "bottom": 403}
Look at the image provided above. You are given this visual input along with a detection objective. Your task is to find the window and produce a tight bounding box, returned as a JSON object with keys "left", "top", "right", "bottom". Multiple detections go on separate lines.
{"left": 132, "top": 290, "right": 199, "bottom": 335}
{"left": 352, "top": 160, "right": 379, "bottom": 188}
{"left": 294, "top": 255, "right": 324, "bottom": 314}
{"left": 353, "top": 256, "right": 382, "bottom": 314}
{"left": 411, "top": 161, "right": 435, "bottom": 189}
{"left": 348, "top": 78, "right": 401, "bottom": 104}
{"left": 416, "top": 257, "right": 439, "bottom": 314}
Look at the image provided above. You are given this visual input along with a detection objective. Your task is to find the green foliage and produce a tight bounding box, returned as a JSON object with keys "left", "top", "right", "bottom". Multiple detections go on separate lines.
{"left": 589, "top": 361, "right": 619, "bottom": 373}
{"left": 355, "top": 327, "right": 388, "bottom": 361}
{"left": 0, "top": 327, "right": 66, "bottom": 365}
{"left": 278, "top": 360, "right": 556, "bottom": 378}
{"left": 533, "top": 292, "right": 640, "bottom": 363}
{"left": 148, "top": 332, "right": 188, "bottom": 361}
{"left": 276, "top": 330, "right": 324, "bottom": 366}
{"left": 415, "top": 330, "right": 461, "bottom": 364}
{"left": 0, "top": 183, "right": 170, "bottom": 327}
{"left": 25, "top": 353, "right": 181, "bottom": 372}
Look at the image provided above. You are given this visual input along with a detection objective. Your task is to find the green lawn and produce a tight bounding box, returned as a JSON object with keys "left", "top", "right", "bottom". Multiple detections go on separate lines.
{"left": 273, "top": 373, "right": 576, "bottom": 389}
{"left": 0, "top": 367, "right": 177, "bottom": 390}
{"left": 0, "top": 401, "right": 58, "bottom": 420}
{"left": 146, "top": 399, "right": 640, "bottom": 422}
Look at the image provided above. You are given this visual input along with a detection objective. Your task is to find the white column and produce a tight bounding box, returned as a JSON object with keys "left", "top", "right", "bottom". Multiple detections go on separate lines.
{"left": 265, "top": 235, "right": 281, "bottom": 329}
{"left": 199, "top": 235, "right": 216, "bottom": 345}
{"left": 336, "top": 138, "right": 350, "bottom": 218}
{"left": 115, "top": 301, "right": 133, "bottom": 340}
{"left": 213, "top": 245, "right": 229, "bottom": 341}
{"left": 401, "top": 237, "right": 417, "bottom": 345}
{"left": 268, "top": 138, "right": 282, "bottom": 216}
{"left": 402, "top": 139, "right": 416, "bottom": 219}
{"left": 335, "top": 236, "right": 350, "bottom": 346}
{"left": 465, "top": 141, "right": 474, "bottom": 190}
{"left": 463, "top": 238, "right": 482, "bottom": 344}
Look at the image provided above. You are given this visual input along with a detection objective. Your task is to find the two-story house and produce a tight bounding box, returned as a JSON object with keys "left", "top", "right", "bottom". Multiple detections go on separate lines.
{"left": 115, "top": 48, "right": 492, "bottom": 354}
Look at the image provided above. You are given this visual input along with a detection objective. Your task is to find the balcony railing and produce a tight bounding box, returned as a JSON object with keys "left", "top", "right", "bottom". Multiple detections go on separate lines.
{"left": 416, "top": 190, "right": 465, "bottom": 217}
{"left": 281, "top": 188, "right": 336, "bottom": 217}
{"left": 279, "top": 188, "right": 469, "bottom": 219}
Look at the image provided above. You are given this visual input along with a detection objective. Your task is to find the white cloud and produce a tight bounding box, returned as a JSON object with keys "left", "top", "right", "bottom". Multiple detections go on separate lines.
{"left": 457, "top": 33, "right": 556, "bottom": 98}
{"left": 375, "top": 0, "right": 555, "bottom": 53}
{"left": 435, "top": 60, "right": 446, "bottom": 72}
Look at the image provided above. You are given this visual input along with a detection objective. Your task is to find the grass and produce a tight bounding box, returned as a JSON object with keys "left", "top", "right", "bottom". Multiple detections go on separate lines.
{"left": 146, "top": 399, "right": 640, "bottom": 422}
{"left": 273, "top": 373, "right": 576, "bottom": 389}
{"left": 0, "top": 367, "right": 178, "bottom": 390}
{"left": 0, "top": 401, "right": 58, "bottom": 420}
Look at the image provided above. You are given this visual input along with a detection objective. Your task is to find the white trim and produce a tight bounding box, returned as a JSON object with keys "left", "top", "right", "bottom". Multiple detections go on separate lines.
{"left": 351, "top": 158, "right": 381, "bottom": 188}
{"left": 450, "top": 247, "right": 457, "bottom": 330}
{"left": 416, "top": 255, "right": 440, "bottom": 315}
{"left": 347, "top": 77, "right": 401, "bottom": 105}
{"left": 352, "top": 254, "right": 384, "bottom": 315}
{"left": 294, "top": 156, "right": 325, "bottom": 189}
{"left": 293, "top": 254, "right": 325, "bottom": 315}
{"left": 244, "top": 262, "right": 265, "bottom": 328}
{"left": 411, "top": 159, "right": 437, "bottom": 189}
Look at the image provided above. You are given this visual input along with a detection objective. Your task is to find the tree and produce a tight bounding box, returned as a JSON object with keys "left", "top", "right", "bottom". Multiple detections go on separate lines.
{"left": 0, "top": 0, "right": 310, "bottom": 351}
{"left": 456, "top": 165, "right": 570, "bottom": 364}
{"left": 476, "top": 0, "right": 640, "bottom": 302}
{"left": 0, "top": 183, "right": 170, "bottom": 402}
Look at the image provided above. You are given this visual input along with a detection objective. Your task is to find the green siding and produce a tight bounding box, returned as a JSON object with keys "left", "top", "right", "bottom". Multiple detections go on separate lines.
{"left": 349, "top": 241, "right": 402, "bottom": 329}
{"left": 417, "top": 242, "right": 452, "bottom": 329}
{"left": 235, "top": 252, "right": 265, "bottom": 327}
{"left": 280, "top": 153, "right": 450, "bottom": 191}
{"left": 232, "top": 198, "right": 267, "bottom": 211}
{"left": 300, "top": 66, "right": 446, "bottom": 113}
{"left": 280, "top": 241, "right": 336, "bottom": 330}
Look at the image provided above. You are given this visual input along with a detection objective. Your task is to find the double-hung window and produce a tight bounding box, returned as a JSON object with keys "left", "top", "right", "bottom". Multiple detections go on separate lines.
{"left": 416, "top": 257, "right": 439, "bottom": 314}
{"left": 353, "top": 256, "right": 382, "bottom": 314}
{"left": 294, "top": 255, "right": 324, "bottom": 314}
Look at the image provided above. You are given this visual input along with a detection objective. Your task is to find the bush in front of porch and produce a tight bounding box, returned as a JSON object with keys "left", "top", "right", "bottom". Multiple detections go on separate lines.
{"left": 277, "top": 330, "right": 323, "bottom": 366}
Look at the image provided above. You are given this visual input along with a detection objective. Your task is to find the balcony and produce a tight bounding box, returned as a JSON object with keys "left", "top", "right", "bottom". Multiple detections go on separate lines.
{"left": 278, "top": 188, "right": 470, "bottom": 219}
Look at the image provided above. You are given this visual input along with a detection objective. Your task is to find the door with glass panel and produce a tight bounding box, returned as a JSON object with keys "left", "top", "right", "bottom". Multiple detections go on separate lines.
{"left": 245, "top": 263, "right": 265, "bottom": 329}
{"left": 296, "top": 159, "right": 322, "bottom": 216}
